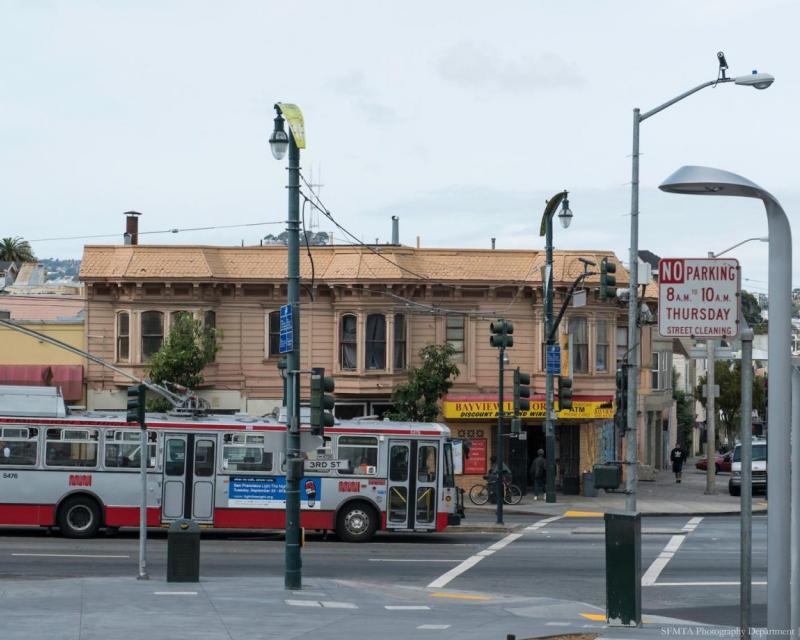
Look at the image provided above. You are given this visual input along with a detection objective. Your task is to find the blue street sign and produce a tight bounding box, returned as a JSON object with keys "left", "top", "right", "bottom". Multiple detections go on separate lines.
{"left": 279, "top": 303, "right": 293, "bottom": 354}
{"left": 546, "top": 345, "right": 561, "bottom": 375}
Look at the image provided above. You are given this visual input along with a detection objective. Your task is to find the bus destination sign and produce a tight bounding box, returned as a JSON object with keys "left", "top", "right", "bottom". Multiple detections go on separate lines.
{"left": 658, "top": 258, "right": 740, "bottom": 338}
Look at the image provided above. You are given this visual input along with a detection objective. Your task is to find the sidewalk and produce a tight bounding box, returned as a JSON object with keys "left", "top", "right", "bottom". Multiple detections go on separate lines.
{"left": 0, "top": 574, "right": 736, "bottom": 640}
{"left": 458, "top": 459, "right": 767, "bottom": 528}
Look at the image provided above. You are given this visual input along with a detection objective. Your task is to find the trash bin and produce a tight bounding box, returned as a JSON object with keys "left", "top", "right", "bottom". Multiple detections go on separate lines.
{"left": 582, "top": 472, "right": 598, "bottom": 497}
{"left": 593, "top": 463, "right": 622, "bottom": 492}
{"left": 167, "top": 519, "right": 200, "bottom": 582}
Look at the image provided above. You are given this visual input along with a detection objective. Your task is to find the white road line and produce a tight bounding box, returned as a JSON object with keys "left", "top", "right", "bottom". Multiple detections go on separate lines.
{"left": 417, "top": 625, "right": 451, "bottom": 630}
{"left": 385, "top": 605, "right": 431, "bottom": 610}
{"left": 154, "top": 591, "right": 197, "bottom": 596}
{"left": 368, "top": 559, "right": 459, "bottom": 563}
{"left": 285, "top": 599, "right": 322, "bottom": 607}
{"left": 428, "top": 516, "right": 563, "bottom": 589}
{"left": 12, "top": 553, "right": 130, "bottom": 559}
{"left": 545, "top": 621, "right": 571, "bottom": 626}
{"left": 641, "top": 534, "right": 686, "bottom": 586}
{"left": 647, "top": 581, "right": 767, "bottom": 587}
{"left": 320, "top": 601, "right": 357, "bottom": 609}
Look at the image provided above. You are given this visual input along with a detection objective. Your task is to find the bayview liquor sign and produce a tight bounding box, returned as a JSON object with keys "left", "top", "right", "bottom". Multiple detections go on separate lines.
{"left": 658, "top": 258, "right": 740, "bottom": 338}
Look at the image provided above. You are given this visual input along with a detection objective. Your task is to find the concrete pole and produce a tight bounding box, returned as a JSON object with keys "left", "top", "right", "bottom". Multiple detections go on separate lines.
{"left": 284, "top": 129, "right": 302, "bottom": 590}
{"left": 791, "top": 364, "right": 800, "bottom": 636}
{"left": 739, "top": 327, "right": 753, "bottom": 640}
{"left": 765, "top": 200, "right": 792, "bottom": 632}
{"left": 705, "top": 338, "right": 716, "bottom": 494}
{"left": 625, "top": 109, "right": 640, "bottom": 513}
{"left": 138, "top": 420, "right": 148, "bottom": 580}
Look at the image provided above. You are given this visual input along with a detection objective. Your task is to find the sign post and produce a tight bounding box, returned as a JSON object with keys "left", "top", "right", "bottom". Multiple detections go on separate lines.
{"left": 658, "top": 258, "right": 740, "bottom": 339}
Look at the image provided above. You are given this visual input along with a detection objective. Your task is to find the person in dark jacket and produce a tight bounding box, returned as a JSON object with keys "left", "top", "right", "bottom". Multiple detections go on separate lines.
{"left": 529, "top": 449, "right": 546, "bottom": 500}
{"left": 670, "top": 442, "right": 686, "bottom": 483}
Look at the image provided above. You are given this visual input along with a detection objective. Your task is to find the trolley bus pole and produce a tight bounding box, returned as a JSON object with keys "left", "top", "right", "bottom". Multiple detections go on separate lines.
{"left": 138, "top": 417, "right": 148, "bottom": 580}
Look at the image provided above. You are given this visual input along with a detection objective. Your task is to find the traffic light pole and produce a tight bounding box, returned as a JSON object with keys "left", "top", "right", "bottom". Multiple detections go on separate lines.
{"left": 138, "top": 412, "right": 148, "bottom": 580}
{"left": 496, "top": 342, "right": 505, "bottom": 525}
{"left": 285, "top": 127, "right": 302, "bottom": 590}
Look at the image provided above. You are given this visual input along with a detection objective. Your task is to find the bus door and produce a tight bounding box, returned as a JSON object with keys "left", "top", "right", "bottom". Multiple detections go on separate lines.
{"left": 161, "top": 433, "right": 216, "bottom": 523}
{"left": 386, "top": 440, "right": 438, "bottom": 531}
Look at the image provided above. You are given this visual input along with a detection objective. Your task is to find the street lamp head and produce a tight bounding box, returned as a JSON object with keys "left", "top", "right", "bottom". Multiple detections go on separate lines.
{"left": 734, "top": 70, "right": 775, "bottom": 90}
{"left": 269, "top": 110, "right": 289, "bottom": 160}
{"left": 558, "top": 194, "right": 573, "bottom": 229}
{"left": 659, "top": 165, "right": 775, "bottom": 203}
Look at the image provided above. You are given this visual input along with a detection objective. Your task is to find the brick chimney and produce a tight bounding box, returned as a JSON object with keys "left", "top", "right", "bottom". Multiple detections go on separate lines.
{"left": 124, "top": 211, "right": 141, "bottom": 245}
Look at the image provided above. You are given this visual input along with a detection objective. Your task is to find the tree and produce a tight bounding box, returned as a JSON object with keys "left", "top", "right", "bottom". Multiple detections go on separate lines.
{"left": 696, "top": 361, "right": 766, "bottom": 448}
{"left": 672, "top": 368, "right": 695, "bottom": 447}
{"left": 146, "top": 314, "right": 221, "bottom": 411}
{"left": 386, "top": 344, "right": 460, "bottom": 422}
{"left": 263, "top": 230, "right": 330, "bottom": 246}
{"left": 0, "top": 237, "right": 35, "bottom": 262}
{"left": 741, "top": 290, "right": 767, "bottom": 334}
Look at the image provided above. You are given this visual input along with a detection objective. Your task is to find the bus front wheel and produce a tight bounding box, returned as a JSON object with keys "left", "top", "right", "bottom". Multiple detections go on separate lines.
{"left": 58, "top": 496, "right": 101, "bottom": 538}
{"left": 336, "top": 502, "right": 377, "bottom": 543}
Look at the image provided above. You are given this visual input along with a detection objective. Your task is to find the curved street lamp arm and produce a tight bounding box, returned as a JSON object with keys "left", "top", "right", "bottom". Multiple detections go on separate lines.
{"left": 539, "top": 190, "right": 568, "bottom": 237}
{"left": 640, "top": 79, "right": 729, "bottom": 122}
{"left": 712, "top": 236, "right": 768, "bottom": 258}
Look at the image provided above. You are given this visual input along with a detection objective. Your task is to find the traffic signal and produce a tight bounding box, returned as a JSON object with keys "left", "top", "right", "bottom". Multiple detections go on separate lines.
{"left": 557, "top": 376, "right": 573, "bottom": 411}
{"left": 126, "top": 384, "right": 146, "bottom": 426}
{"left": 490, "top": 319, "right": 514, "bottom": 348}
{"left": 510, "top": 417, "right": 522, "bottom": 434}
{"left": 513, "top": 369, "right": 531, "bottom": 414}
{"left": 599, "top": 257, "right": 617, "bottom": 300}
{"left": 310, "top": 367, "right": 335, "bottom": 437}
{"left": 615, "top": 364, "right": 628, "bottom": 428}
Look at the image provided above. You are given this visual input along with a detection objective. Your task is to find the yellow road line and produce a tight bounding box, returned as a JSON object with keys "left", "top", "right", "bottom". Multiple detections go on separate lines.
{"left": 564, "top": 510, "right": 604, "bottom": 518}
{"left": 580, "top": 613, "right": 606, "bottom": 621}
{"left": 430, "top": 592, "right": 493, "bottom": 601}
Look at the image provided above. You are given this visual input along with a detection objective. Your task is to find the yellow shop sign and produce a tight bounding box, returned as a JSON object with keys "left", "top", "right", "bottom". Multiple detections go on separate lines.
{"left": 443, "top": 399, "right": 614, "bottom": 420}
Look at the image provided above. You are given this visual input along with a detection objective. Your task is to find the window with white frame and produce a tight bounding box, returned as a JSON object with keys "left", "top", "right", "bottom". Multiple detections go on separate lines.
{"left": 365, "top": 313, "right": 387, "bottom": 370}
{"left": 339, "top": 314, "right": 357, "bottom": 370}
{"left": 616, "top": 326, "right": 628, "bottom": 365}
{"left": 117, "top": 312, "right": 130, "bottom": 361}
{"left": 394, "top": 314, "right": 406, "bottom": 370}
{"left": 141, "top": 311, "right": 164, "bottom": 358}
{"left": 265, "top": 310, "right": 280, "bottom": 358}
{"left": 651, "top": 351, "right": 671, "bottom": 390}
{"left": 596, "top": 319, "right": 609, "bottom": 373}
{"left": 569, "top": 317, "right": 588, "bottom": 374}
{"left": 446, "top": 316, "right": 465, "bottom": 363}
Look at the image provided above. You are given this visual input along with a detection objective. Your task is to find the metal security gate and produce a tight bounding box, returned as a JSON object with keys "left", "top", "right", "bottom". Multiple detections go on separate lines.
{"left": 161, "top": 433, "right": 216, "bottom": 523}
{"left": 558, "top": 425, "right": 581, "bottom": 495}
{"left": 386, "top": 439, "right": 438, "bottom": 531}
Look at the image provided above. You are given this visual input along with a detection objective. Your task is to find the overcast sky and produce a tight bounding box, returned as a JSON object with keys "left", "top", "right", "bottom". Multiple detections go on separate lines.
{"left": 1, "top": 0, "right": 797, "bottom": 293}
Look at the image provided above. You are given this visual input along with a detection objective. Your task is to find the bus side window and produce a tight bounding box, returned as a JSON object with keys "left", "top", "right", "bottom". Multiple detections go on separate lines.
{"left": 337, "top": 436, "right": 378, "bottom": 475}
{"left": 165, "top": 440, "right": 186, "bottom": 476}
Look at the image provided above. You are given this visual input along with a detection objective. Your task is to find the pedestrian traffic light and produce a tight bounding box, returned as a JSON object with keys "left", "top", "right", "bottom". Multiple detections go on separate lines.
{"left": 557, "top": 376, "right": 573, "bottom": 411}
{"left": 310, "top": 367, "right": 335, "bottom": 437}
{"left": 126, "top": 384, "right": 146, "bottom": 426}
{"left": 599, "top": 257, "right": 617, "bottom": 300}
{"left": 615, "top": 364, "right": 628, "bottom": 428}
{"left": 513, "top": 369, "right": 531, "bottom": 415}
{"left": 490, "top": 319, "right": 514, "bottom": 348}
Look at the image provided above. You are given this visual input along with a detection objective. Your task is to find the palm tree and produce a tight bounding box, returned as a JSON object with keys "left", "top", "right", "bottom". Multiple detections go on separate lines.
{"left": 0, "top": 237, "right": 35, "bottom": 262}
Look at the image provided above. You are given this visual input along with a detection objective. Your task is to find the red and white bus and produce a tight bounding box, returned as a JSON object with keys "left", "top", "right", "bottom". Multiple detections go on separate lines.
{"left": 0, "top": 386, "right": 463, "bottom": 542}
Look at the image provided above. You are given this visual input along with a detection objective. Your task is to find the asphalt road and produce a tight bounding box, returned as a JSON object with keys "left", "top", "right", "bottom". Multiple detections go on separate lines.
{"left": 0, "top": 513, "right": 767, "bottom": 627}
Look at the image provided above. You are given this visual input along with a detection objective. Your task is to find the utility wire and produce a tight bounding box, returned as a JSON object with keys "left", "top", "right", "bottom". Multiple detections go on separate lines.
{"left": 29, "top": 220, "right": 285, "bottom": 243}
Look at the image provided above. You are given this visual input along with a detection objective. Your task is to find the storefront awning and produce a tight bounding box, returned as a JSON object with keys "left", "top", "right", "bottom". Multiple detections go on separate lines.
{"left": 0, "top": 365, "right": 84, "bottom": 402}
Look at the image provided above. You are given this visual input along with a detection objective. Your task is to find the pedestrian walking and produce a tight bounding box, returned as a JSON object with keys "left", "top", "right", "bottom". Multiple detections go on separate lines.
{"left": 670, "top": 441, "right": 686, "bottom": 483}
{"left": 530, "top": 449, "right": 546, "bottom": 500}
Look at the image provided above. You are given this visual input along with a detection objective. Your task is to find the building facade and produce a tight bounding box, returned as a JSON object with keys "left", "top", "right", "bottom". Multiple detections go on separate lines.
{"left": 80, "top": 243, "right": 657, "bottom": 491}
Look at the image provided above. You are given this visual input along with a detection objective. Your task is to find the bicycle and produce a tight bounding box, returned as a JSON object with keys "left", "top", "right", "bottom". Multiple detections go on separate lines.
{"left": 468, "top": 476, "right": 522, "bottom": 505}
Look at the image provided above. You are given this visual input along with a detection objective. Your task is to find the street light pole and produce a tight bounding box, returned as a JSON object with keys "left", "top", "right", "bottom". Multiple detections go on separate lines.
{"left": 270, "top": 102, "right": 306, "bottom": 590}
{"left": 626, "top": 55, "right": 773, "bottom": 513}
{"left": 539, "top": 191, "right": 571, "bottom": 504}
{"left": 660, "top": 164, "right": 791, "bottom": 634}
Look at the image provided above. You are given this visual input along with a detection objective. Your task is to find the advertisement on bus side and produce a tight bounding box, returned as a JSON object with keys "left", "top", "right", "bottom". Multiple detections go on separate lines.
{"left": 228, "top": 476, "right": 321, "bottom": 510}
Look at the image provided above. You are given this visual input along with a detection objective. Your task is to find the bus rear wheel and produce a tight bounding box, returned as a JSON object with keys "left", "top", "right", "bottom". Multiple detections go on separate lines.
{"left": 58, "top": 496, "right": 101, "bottom": 538}
{"left": 336, "top": 502, "right": 377, "bottom": 543}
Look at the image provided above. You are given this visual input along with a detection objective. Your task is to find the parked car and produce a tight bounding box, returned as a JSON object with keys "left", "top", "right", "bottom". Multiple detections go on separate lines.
{"left": 695, "top": 451, "right": 732, "bottom": 474}
{"left": 729, "top": 440, "right": 767, "bottom": 496}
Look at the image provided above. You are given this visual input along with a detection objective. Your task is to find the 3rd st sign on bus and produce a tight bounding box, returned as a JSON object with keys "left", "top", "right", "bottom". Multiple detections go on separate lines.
{"left": 658, "top": 258, "right": 740, "bottom": 338}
